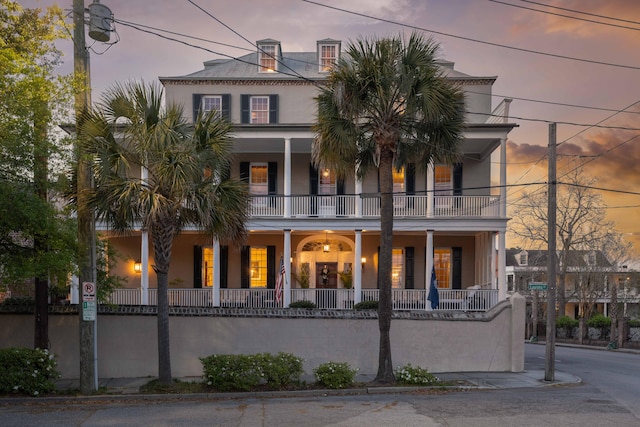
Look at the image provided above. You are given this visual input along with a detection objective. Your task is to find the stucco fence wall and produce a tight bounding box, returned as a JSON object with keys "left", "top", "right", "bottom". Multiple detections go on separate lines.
{"left": 0, "top": 294, "right": 525, "bottom": 379}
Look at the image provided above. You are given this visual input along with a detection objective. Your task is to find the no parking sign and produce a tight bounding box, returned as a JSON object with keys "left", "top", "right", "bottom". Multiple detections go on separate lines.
{"left": 82, "top": 282, "right": 96, "bottom": 321}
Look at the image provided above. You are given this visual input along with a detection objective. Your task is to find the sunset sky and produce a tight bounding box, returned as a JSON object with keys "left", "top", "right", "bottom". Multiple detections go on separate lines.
{"left": 22, "top": 0, "right": 640, "bottom": 261}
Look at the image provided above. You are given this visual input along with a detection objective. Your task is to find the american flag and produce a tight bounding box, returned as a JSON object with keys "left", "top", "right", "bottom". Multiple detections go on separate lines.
{"left": 275, "top": 256, "right": 285, "bottom": 306}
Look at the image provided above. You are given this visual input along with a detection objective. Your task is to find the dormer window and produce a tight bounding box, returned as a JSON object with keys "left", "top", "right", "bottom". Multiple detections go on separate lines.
{"left": 317, "top": 39, "right": 340, "bottom": 72}
{"left": 586, "top": 252, "right": 596, "bottom": 266}
{"left": 257, "top": 40, "right": 280, "bottom": 73}
{"left": 519, "top": 251, "right": 528, "bottom": 266}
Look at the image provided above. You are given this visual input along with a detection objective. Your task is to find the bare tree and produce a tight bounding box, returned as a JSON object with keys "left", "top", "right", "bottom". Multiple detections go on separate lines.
{"left": 511, "top": 167, "right": 616, "bottom": 316}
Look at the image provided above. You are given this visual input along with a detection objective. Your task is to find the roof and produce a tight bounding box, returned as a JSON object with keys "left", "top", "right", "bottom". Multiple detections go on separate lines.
{"left": 506, "top": 249, "right": 613, "bottom": 268}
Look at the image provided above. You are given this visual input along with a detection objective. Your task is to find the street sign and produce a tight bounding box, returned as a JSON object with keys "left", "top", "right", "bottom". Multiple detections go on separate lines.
{"left": 529, "top": 282, "right": 548, "bottom": 291}
{"left": 82, "top": 282, "right": 97, "bottom": 321}
{"left": 83, "top": 301, "right": 97, "bottom": 321}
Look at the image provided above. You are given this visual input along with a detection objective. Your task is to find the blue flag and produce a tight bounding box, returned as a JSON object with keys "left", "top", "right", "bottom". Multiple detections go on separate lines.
{"left": 428, "top": 267, "right": 439, "bottom": 309}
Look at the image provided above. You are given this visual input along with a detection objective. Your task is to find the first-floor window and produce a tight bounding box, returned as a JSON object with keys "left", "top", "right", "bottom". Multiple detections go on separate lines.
{"left": 434, "top": 248, "right": 451, "bottom": 288}
{"left": 250, "top": 247, "right": 267, "bottom": 288}
{"left": 392, "top": 248, "right": 404, "bottom": 289}
{"left": 202, "top": 247, "right": 214, "bottom": 287}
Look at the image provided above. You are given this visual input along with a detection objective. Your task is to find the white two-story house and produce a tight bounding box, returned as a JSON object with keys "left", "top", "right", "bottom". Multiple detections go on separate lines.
{"left": 105, "top": 38, "right": 516, "bottom": 311}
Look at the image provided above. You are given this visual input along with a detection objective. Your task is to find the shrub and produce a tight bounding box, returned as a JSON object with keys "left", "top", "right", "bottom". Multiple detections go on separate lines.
{"left": 200, "top": 354, "right": 263, "bottom": 391}
{"left": 258, "top": 352, "right": 304, "bottom": 387}
{"left": 313, "top": 361, "right": 357, "bottom": 389}
{"left": 201, "top": 352, "right": 304, "bottom": 391}
{"left": 1, "top": 296, "right": 35, "bottom": 306}
{"left": 557, "top": 316, "right": 579, "bottom": 329}
{"left": 289, "top": 300, "right": 316, "bottom": 309}
{"left": 0, "top": 347, "right": 60, "bottom": 396}
{"left": 629, "top": 319, "right": 640, "bottom": 327}
{"left": 354, "top": 300, "right": 378, "bottom": 310}
{"left": 395, "top": 363, "right": 439, "bottom": 386}
{"left": 588, "top": 313, "right": 611, "bottom": 328}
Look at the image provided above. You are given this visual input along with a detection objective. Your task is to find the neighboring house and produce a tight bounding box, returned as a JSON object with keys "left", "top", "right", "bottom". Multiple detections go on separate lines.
{"left": 506, "top": 248, "right": 640, "bottom": 319}
{"left": 102, "top": 38, "right": 516, "bottom": 311}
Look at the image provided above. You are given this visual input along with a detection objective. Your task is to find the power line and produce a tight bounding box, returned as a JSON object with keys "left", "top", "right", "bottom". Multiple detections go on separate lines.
{"left": 488, "top": 0, "right": 640, "bottom": 32}
{"left": 300, "top": 0, "right": 640, "bottom": 71}
{"left": 519, "top": 0, "right": 640, "bottom": 26}
{"left": 469, "top": 110, "right": 640, "bottom": 131}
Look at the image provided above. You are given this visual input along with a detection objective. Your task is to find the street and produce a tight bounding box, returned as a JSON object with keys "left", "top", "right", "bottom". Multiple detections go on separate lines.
{"left": 1, "top": 344, "right": 639, "bottom": 426}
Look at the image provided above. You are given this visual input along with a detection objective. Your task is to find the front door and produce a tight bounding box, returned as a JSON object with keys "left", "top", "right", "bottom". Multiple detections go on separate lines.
{"left": 316, "top": 262, "right": 338, "bottom": 288}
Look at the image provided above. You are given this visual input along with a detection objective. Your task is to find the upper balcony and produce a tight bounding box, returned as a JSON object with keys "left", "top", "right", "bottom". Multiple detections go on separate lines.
{"left": 250, "top": 194, "right": 501, "bottom": 218}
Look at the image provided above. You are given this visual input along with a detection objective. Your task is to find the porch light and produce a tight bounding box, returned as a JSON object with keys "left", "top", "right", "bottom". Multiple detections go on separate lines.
{"left": 361, "top": 257, "right": 366, "bottom": 270}
{"left": 323, "top": 233, "right": 330, "bottom": 252}
{"left": 133, "top": 260, "right": 142, "bottom": 273}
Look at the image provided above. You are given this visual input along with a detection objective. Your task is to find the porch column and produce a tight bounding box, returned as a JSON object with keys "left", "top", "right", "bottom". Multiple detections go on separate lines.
{"left": 426, "top": 230, "right": 434, "bottom": 311}
{"left": 500, "top": 138, "right": 507, "bottom": 218}
{"left": 140, "top": 230, "right": 149, "bottom": 305}
{"left": 427, "top": 161, "right": 434, "bottom": 217}
{"left": 498, "top": 230, "right": 507, "bottom": 301}
{"left": 355, "top": 169, "right": 363, "bottom": 218}
{"left": 354, "top": 229, "right": 362, "bottom": 304}
{"left": 212, "top": 237, "right": 220, "bottom": 307}
{"left": 284, "top": 138, "right": 292, "bottom": 218}
{"left": 140, "top": 164, "right": 149, "bottom": 305}
{"left": 283, "top": 229, "right": 292, "bottom": 307}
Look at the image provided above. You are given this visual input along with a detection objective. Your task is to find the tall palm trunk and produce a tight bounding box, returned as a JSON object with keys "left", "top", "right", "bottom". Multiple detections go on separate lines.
{"left": 375, "top": 147, "right": 395, "bottom": 383}
{"left": 151, "top": 220, "right": 176, "bottom": 385}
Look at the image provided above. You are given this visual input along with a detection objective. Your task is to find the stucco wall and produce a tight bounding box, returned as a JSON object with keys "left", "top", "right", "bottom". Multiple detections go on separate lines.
{"left": 0, "top": 294, "right": 525, "bottom": 379}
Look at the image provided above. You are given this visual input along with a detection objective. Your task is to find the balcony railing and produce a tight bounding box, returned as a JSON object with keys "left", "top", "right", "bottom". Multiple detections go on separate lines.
{"left": 106, "top": 288, "right": 499, "bottom": 312}
{"left": 251, "top": 195, "right": 500, "bottom": 218}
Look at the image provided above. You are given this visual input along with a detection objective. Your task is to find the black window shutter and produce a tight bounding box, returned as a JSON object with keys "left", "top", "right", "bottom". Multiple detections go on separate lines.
{"left": 220, "top": 245, "right": 228, "bottom": 289}
{"left": 221, "top": 94, "right": 231, "bottom": 121}
{"left": 192, "top": 94, "right": 202, "bottom": 122}
{"left": 309, "top": 163, "right": 318, "bottom": 216}
{"left": 240, "top": 162, "right": 250, "bottom": 182}
{"left": 337, "top": 178, "right": 345, "bottom": 195}
{"left": 241, "top": 246, "right": 250, "bottom": 288}
{"left": 268, "top": 162, "right": 277, "bottom": 195}
{"left": 453, "top": 163, "right": 463, "bottom": 196}
{"left": 269, "top": 95, "right": 278, "bottom": 124}
{"left": 406, "top": 163, "right": 415, "bottom": 195}
{"left": 193, "top": 246, "right": 203, "bottom": 288}
{"left": 405, "top": 247, "right": 414, "bottom": 289}
{"left": 241, "top": 95, "right": 250, "bottom": 123}
{"left": 267, "top": 245, "right": 276, "bottom": 289}
{"left": 452, "top": 247, "right": 462, "bottom": 289}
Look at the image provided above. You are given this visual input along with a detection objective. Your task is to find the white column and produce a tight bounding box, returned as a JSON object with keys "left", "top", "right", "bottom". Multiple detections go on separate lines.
{"left": 355, "top": 169, "right": 363, "bottom": 218}
{"left": 426, "top": 230, "right": 434, "bottom": 311}
{"left": 140, "top": 230, "right": 149, "bottom": 305}
{"left": 498, "top": 230, "right": 507, "bottom": 301}
{"left": 140, "top": 164, "right": 149, "bottom": 305}
{"left": 500, "top": 138, "right": 507, "bottom": 218}
{"left": 70, "top": 275, "right": 79, "bottom": 304}
{"left": 212, "top": 237, "right": 220, "bottom": 307}
{"left": 284, "top": 138, "right": 291, "bottom": 218}
{"left": 354, "top": 229, "right": 362, "bottom": 304}
{"left": 283, "top": 229, "right": 292, "bottom": 307}
{"left": 427, "top": 162, "right": 434, "bottom": 217}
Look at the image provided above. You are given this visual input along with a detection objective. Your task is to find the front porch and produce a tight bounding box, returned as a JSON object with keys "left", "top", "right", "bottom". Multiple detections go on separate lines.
{"left": 104, "top": 287, "right": 499, "bottom": 311}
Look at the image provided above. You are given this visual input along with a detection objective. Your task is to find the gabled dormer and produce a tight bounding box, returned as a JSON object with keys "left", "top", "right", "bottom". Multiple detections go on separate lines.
{"left": 518, "top": 250, "right": 528, "bottom": 266}
{"left": 317, "top": 38, "right": 341, "bottom": 72}
{"left": 257, "top": 39, "right": 281, "bottom": 73}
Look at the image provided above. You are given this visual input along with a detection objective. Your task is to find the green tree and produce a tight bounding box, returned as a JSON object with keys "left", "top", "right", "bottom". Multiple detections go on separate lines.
{"left": 80, "top": 81, "right": 249, "bottom": 385}
{"left": 0, "top": 0, "right": 75, "bottom": 348}
{"left": 313, "top": 33, "right": 465, "bottom": 383}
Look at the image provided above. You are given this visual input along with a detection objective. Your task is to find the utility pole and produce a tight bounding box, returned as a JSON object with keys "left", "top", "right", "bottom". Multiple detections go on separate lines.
{"left": 74, "top": 0, "right": 96, "bottom": 394}
{"left": 545, "top": 122, "right": 557, "bottom": 382}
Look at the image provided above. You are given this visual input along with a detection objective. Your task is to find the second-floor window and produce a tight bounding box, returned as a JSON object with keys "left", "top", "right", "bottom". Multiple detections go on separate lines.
{"left": 250, "top": 163, "right": 268, "bottom": 195}
{"left": 393, "top": 167, "right": 405, "bottom": 194}
{"left": 251, "top": 96, "right": 269, "bottom": 124}
{"left": 241, "top": 95, "right": 278, "bottom": 124}
{"left": 319, "top": 168, "right": 336, "bottom": 195}
{"left": 435, "top": 165, "right": 452, "bottom": 196}
{"left": 202, "top": 95, "right": 222, "bottom": 118}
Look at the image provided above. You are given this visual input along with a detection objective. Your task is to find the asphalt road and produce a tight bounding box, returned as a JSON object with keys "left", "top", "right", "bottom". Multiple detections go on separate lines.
{"left": 1, "top": 344, "right": 639, "bottom": 426}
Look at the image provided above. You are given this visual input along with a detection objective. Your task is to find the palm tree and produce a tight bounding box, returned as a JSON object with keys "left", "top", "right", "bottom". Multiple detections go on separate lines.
{"left": 80, "top": 81, "right": 249, "bottom": 385}
{"left": 313, "top": 33, "right": 466, "bottom": 384}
